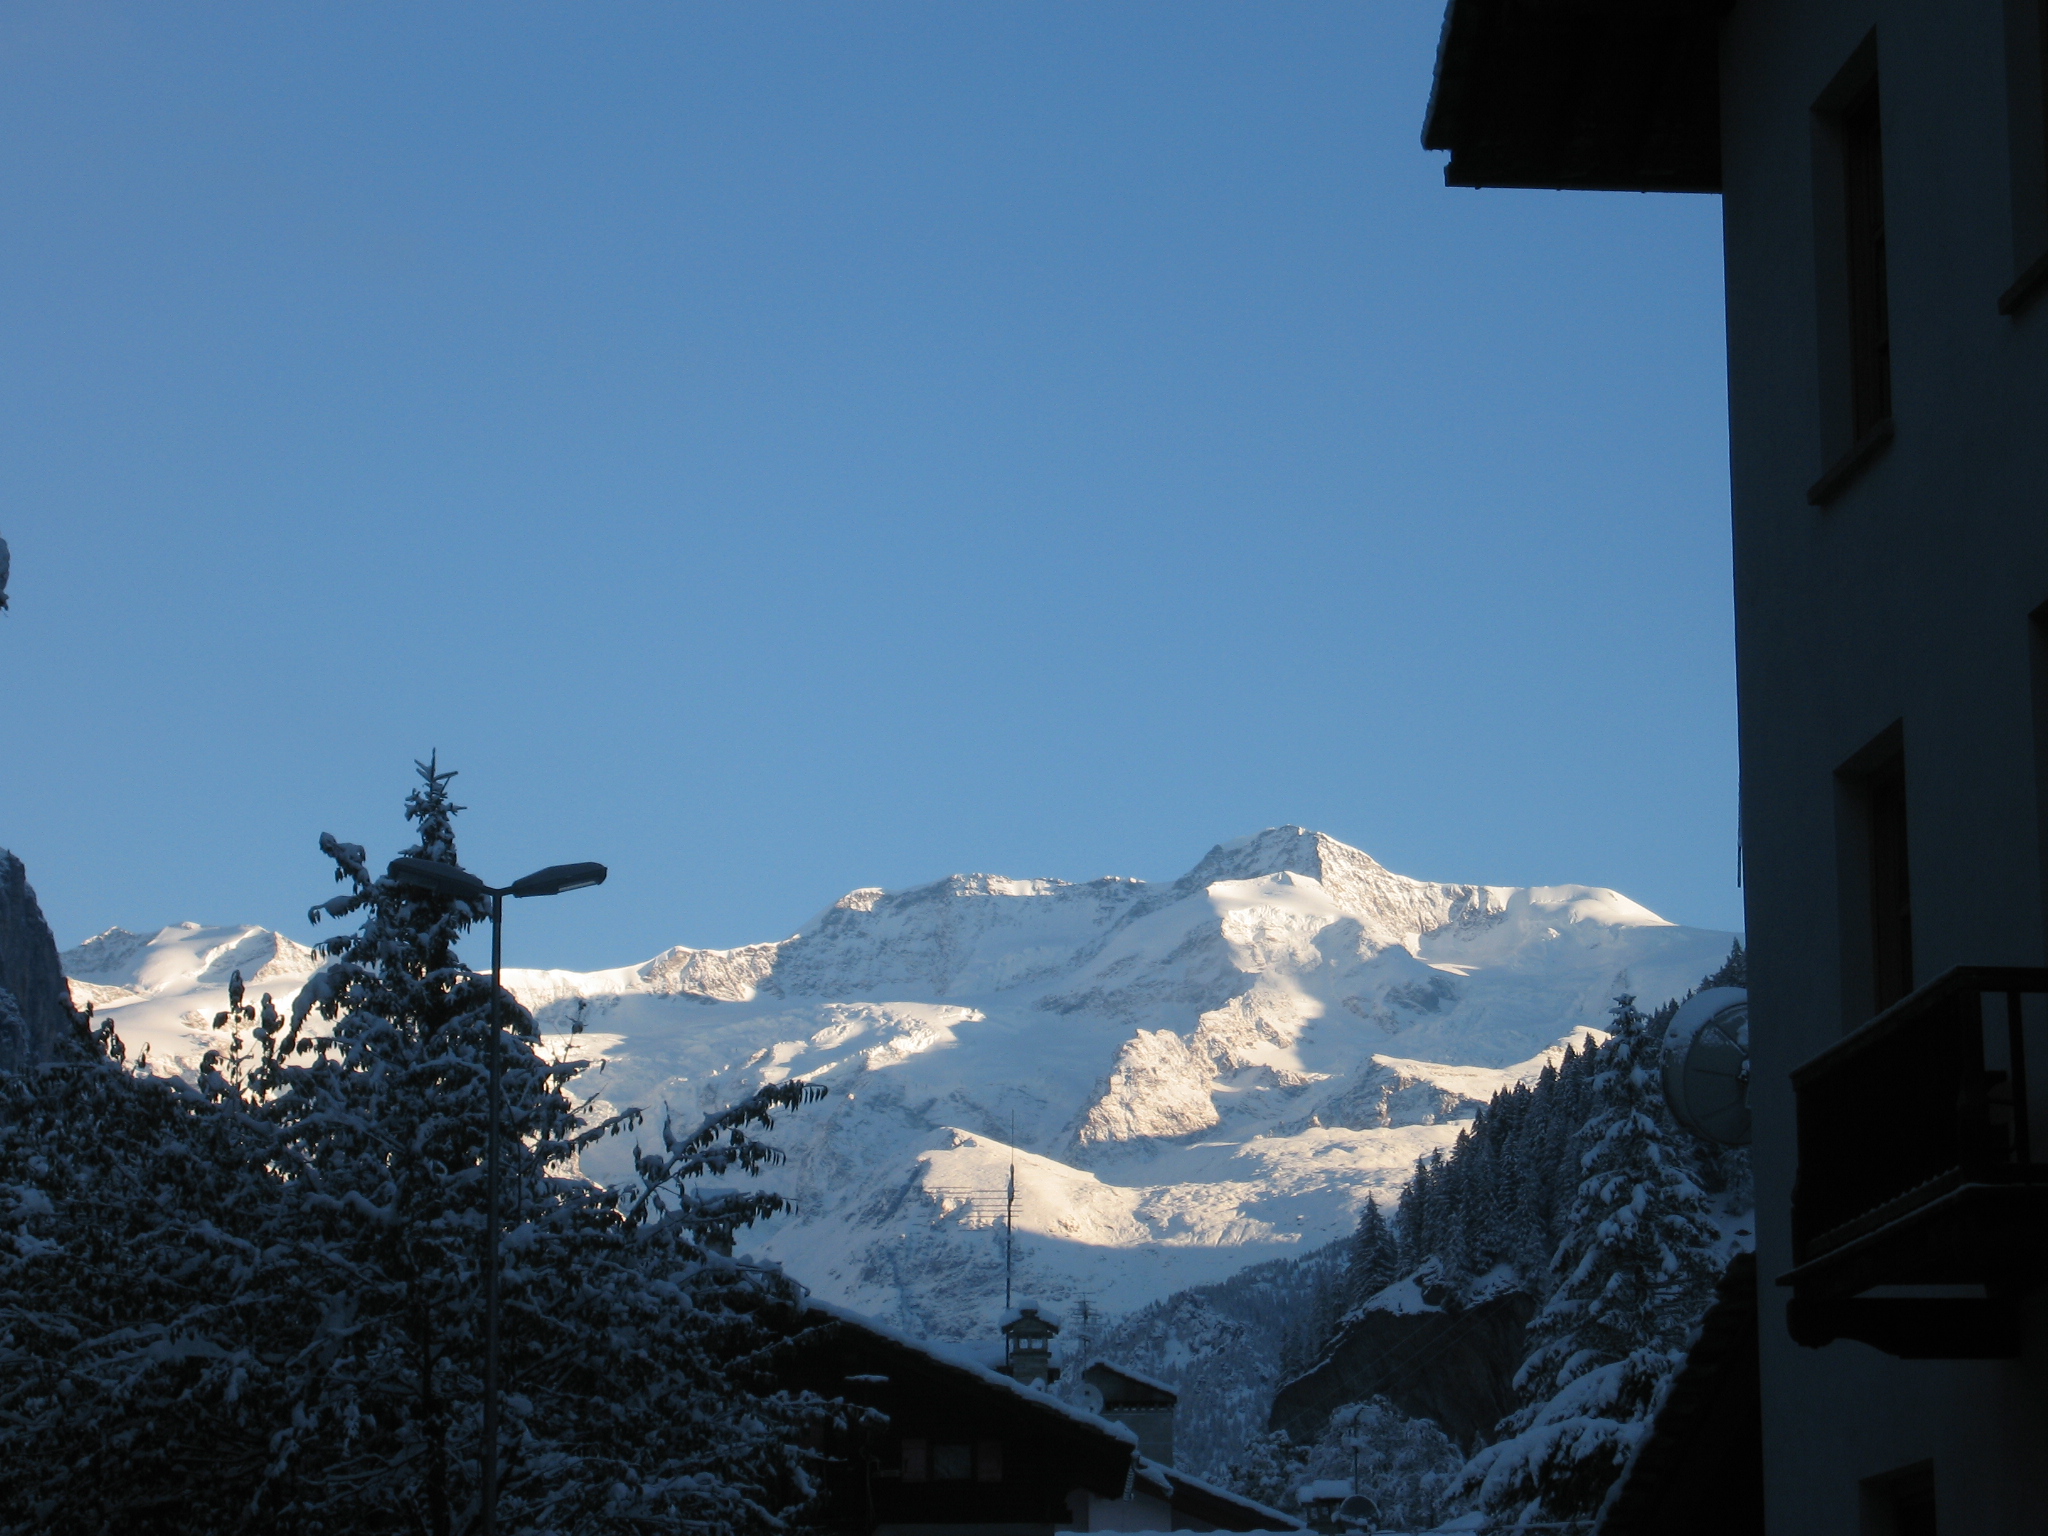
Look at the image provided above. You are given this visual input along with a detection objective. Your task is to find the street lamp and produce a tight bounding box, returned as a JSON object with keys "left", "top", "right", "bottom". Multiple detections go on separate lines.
{"left": 387, "top": 854, "right": 607, "bottom": 1536}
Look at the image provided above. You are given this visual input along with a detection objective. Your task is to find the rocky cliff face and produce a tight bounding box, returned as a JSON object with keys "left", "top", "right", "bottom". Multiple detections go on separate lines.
{"left": 1268, "top": 1282, "right": 1538, "bottom": 1451}
{"left": 0, "top": 849, "right": 78, "bottom": 1070}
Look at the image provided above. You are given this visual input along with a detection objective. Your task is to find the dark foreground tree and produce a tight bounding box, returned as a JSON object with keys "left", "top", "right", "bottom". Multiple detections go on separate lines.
{"left": 0, "top": 1006, "right": 291, "bottom": 1532}
{"left": 0, "top": 758, "right": 835, "bottom": 1535}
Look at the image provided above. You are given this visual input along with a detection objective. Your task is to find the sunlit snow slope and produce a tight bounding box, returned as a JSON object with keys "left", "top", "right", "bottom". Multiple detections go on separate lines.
{"left": 64, "top": 828, "right": 1735, "bottom": 1347}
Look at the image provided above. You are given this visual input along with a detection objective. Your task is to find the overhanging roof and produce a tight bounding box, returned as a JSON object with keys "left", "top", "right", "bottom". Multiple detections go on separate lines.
{"left": 1422, "top": 0, "right": 1728, "bottom": 193}
{"left": 1084, "top": 1358, "right": 1178, "bottom": 1407}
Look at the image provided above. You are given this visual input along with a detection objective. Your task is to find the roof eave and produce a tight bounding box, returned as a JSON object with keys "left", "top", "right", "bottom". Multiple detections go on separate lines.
{"left": 1422, "top": 0, "right": 1728, "bottom": 196}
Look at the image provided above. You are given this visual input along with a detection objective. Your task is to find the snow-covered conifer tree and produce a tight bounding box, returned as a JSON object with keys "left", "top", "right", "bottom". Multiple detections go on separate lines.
{"left": 1533, "top": 1044, "right": 1590, "bottom": 1249}
{"left": 0, "top": 760, "right": 836, "bottom": 1536}
{"left": 1436, "top": 1128, "right": 1478, "bottom": 1281}
{"left": 1463, "top": 1131, "right": 1511, "bottom": 1278}
{"left": 1223, "top": 1429, "right": 1310, "bottom": 1511}
{"left": 1705, "top": 938, "right": 1746, "bottom": 989}
{"left": 1307, "top": 1397, "right": 1465, "bottom": 1532}
{"left": 1348, "top": 1196, "right": 1398, "bottom": 1307}
{"left": 250, "top": 757, "right": 836, "bottom": 1534}
{"left": 0, "top": 988, "right": 344, "bottom": 1533}
{"left": 1454, "top": 995, "right": 1724, "bottom": 1526}
{"left": 1396, "top": 1150, "right": 1445, "bottom": 1274}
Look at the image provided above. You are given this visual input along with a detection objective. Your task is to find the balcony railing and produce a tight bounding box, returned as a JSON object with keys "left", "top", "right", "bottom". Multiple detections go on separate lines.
{"left": 1782, "top": 965, "right": 2048, "bottom": 1358}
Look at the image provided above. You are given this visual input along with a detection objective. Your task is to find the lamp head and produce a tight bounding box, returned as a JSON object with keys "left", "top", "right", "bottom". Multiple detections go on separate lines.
{"left": 387, "top": 856, "right": 490, "bottom": 900}
{"left": 508, "top": 862, "right": 608, "bottom": 900}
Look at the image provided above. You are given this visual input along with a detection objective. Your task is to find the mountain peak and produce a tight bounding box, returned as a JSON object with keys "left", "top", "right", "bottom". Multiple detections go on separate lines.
{"left": 61, "top": 926, "right": 156, "bottom": 979}
{"left": 1152, "top": 828, "right": 1495, "bottom": 954}
{"left": 60, "top": 922, "right": 318, "bottom": 995}
{"left": 1175, "top": 827, "right": 1381, "bottom": 891}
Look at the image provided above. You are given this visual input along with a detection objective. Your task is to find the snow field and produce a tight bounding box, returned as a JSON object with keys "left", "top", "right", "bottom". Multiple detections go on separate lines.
{"left": 61, "top": 827, "right": 1736, "bottom": 1346}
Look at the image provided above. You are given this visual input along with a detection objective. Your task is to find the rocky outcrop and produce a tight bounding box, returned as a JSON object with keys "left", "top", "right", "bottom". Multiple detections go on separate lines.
{"left": 637, "top": 940, "right": 786, "bottom": 1002}
{"left": 1268, "top": 1285, "right": 1537, "bottom": 1450}
{"left": 775, "top": 874, "right": 1147, "bottom": 998}
{"left": 0, "top": 849, "right": 79, "bottom": 1070}
{"left": 1076, "top": 1028, "right": 1222, "bottom": 1143}
{"left": 1276, "top": 1059, "right": 1482, "bottom": 1133}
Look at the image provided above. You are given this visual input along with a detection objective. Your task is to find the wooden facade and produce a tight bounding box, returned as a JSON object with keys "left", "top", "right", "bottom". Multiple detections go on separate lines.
{"left": 781, "top": 1303, "right": 1298, "bottom": 1535}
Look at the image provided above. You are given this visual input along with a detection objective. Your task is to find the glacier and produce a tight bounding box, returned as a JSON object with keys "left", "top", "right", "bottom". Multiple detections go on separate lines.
{"left": 61, "top": 826, "right": 1735, "bottom": 1352}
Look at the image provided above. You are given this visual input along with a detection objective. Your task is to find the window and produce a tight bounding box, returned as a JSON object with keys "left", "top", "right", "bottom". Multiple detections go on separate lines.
{"left": 1866, "top": 753, "right": 1914, "bottom": 1010}
{"left": 2032, "top": 603, "right": 2048, "bottom": 957}
{"left": 1840, "top": 84, "right": 1893, "bottom": 439}
{"left": 1810, "top": 36, "right": 1896, "bottom": 503}
{"left": 2039, "top": 0, "right": 2048, "bottom": 192}
{"left": 901, "top": 1439, "right": 928, "bottom": 1483}
{"left": 1862, "top": 1461, "right": 1938, "bottom": 1536}
{"left": 1837, "top": 724, "right": 1914, "bottom": 1025}
{"left": 931, "top": 1443, "right": 974, "bottom": 1482}
{"left": 2001, "top": 1, "right": 2048, "bottom": 312}
{"left": 976, "top": 1440, "right": 1003, "bottom": 1483}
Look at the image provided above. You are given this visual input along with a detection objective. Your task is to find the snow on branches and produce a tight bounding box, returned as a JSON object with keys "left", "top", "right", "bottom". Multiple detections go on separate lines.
{"left": 1262, "top": 944, "right": 1747, "bottom": 1531}
{"left": 1453, "top": 992, "right": 1726, "bottom": 1527}
{"left": 0, "top": 758, "right": 837, "bottom": 1536}
{"left": 628, "top": 1079, "right": 829, "bottom": 1251}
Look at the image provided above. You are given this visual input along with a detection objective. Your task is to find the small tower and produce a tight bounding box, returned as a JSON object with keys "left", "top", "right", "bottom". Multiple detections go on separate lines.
{"left": 996, "top": 1300, "right": 1061, "bottom": 1387}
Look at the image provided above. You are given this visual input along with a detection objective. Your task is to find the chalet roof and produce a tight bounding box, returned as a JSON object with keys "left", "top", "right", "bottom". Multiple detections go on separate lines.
{"left": 1000, "top": 1299, "right": 1061, "bottom": 1327}
{"left": 800, "top": 1298, "right": 1132, "bottom": 1444}
{"left": 792, "top": 1302, "right": 1301, "bottom": 1532}
{"left": 1146, "top": 1459, "right": 1301, "bottom": 1533}
{"left": 1082, "top": 1359, "right": 1179, "bottom": 1406}
{"left": 1422, "top": 0, "right": 1728, "bottom": 193}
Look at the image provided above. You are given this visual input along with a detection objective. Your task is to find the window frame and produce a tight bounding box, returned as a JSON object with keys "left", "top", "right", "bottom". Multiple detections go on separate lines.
{"left": 1860, "top": 1459, "right": 1939, "bottom": 1536}
{"left": 2000, "top": 0, "right": 2048, "bottom": 314}
{"left": 2029, "top": 602, "right": 2048, "bottom": 961}
{"left": 1836, "top": 721, "right": 1915, "bottom": 1029}
{"left": 1809, "top": 34, "right": 1897, "bottom": 506}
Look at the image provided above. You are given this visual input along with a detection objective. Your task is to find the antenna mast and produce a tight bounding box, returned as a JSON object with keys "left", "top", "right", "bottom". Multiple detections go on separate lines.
{"left": 1005, "top": 1112, "right": 1017, "bottom": 1310}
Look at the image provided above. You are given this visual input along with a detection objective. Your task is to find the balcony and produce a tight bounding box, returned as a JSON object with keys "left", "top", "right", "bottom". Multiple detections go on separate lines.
{"left": 1781, "top": 966, "right": 2048, "bottom": 1358}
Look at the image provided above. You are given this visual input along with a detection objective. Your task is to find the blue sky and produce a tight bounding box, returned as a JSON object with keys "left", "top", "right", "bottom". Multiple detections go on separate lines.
{"left": 0, "top": 2, "right": 1736, "bottom": 968}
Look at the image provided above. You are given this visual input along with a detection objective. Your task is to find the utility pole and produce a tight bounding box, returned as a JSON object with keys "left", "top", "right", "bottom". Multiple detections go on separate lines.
{"left": 1005, "top": 1112, "right": 1017, "bottom": 1310}
{"left": 386, "top": 854, "right": 607, "bottom": 1536}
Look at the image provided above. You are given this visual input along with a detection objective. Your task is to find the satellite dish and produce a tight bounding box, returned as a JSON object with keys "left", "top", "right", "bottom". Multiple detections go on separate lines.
{"left": 1660, "top": 987, "right": 1750, "bottom": 1146}
{"left": 1337, "top": 1493, "right": 1381, "bottom": 1530}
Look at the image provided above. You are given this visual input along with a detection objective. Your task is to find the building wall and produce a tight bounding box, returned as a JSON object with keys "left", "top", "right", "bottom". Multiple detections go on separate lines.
{"left": 1103, "top": 1405, "right": 1174, "bottom": 1468}
{"left": 1719, "top": 3, "right": 2048, "bottom": 1533}
{"left": 1065, "top": 1488, "right": 1177, "bottom": 1532}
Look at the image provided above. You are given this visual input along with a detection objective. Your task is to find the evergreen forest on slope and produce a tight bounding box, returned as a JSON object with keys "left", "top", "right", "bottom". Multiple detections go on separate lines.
{"left": 1078, "top": 945, "right": 1749, "bottom": 1531}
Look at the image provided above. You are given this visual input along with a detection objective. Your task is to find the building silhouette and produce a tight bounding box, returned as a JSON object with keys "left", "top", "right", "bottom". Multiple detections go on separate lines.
{"left": 784, "top": 1300, "right": 1298, "bottom": 1533}
{"left": 1427, "top": 4, "right": 2048, "bottom": 1534}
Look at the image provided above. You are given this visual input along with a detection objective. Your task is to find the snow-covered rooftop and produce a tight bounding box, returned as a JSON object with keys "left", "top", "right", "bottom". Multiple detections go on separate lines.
{"left": 1083, "top": 1358, "right": 1180, "bottom": 1399}
{"left": 801, "top": 1297, "right": 1136, "bottom": 1444}
{"left": 1152, "top": 1458, "right": 1301, "bottom": 1530}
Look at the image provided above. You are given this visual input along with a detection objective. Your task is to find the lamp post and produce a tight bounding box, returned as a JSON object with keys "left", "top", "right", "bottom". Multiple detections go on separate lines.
{"left": 387, "top": 855, "right": 607, "bottom": 1536}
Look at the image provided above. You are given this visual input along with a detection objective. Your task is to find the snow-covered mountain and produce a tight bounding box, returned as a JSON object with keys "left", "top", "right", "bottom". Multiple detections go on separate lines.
{"left": 64, "top": 828, "right": 1735, "bottom": 1351}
